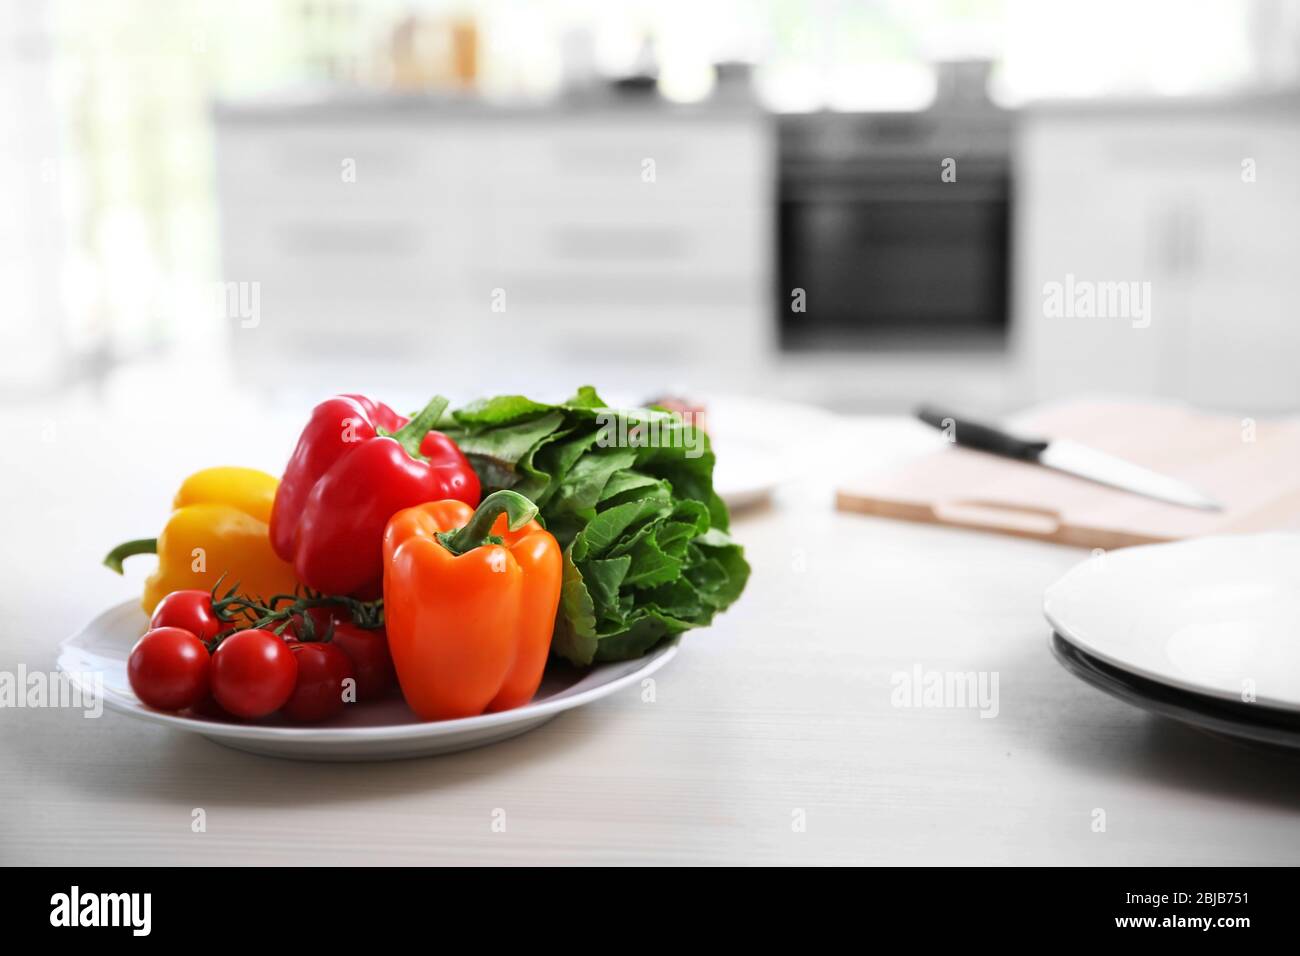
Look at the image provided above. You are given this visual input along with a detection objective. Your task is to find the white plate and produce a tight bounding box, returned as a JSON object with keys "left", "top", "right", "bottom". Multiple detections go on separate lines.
{"left": 706, "top": 395, "right": 837, "bottom": 511}
{"left": 58, "top": 601, "right": 679, "bottom": 761}
{"left": 1043, "top": 533, "right": 1300, "bottom": 713}
{"left": 712, "top": 437, "right": 782, "bottom": 511}
{"left": 1051, "top": 632, "right": 1300, "bottom": 751}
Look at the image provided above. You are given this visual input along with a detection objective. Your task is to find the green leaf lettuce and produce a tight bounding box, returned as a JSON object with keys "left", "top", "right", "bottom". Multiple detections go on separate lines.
{"left": 442, "top": 387, "right": 750, "bottom": 665}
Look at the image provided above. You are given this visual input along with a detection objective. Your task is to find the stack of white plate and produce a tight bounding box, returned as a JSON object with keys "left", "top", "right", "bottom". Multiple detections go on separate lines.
{"left": 1044, "top": 534, "right": 1300, "bottom": 750}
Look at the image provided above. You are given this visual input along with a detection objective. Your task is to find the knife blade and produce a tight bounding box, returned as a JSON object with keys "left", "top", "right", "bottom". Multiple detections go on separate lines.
{"left": 915, "top": 406, "right": 1223, "bottom": 512}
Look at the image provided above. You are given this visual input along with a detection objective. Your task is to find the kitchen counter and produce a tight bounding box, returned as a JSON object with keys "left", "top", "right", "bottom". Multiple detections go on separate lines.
{"left": 211, "top": 89, "right": 768, "bottom": 124}
{"left": 1020, "top": 88, "right": 1300, "bottom": 116}
{"left": 4, "top": 382, "right": 1300, "bottom": 865}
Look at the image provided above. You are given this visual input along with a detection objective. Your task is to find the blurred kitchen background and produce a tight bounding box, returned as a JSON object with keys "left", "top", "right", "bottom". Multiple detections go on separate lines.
{"left": 3, "top": 0, "right": 1300, "bottom": 413}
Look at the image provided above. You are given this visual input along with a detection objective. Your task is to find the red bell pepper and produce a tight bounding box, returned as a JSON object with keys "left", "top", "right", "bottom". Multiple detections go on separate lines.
{"left": 270, "top": 394, "right": 480, "bottom": 597}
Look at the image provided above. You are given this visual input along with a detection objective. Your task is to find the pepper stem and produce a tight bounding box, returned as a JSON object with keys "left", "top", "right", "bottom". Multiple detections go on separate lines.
{"left": 386, "top": 395, "right": 450, "bottom": 460}
{"left": 103, "top": 538, "right": 158, "bottom": 574}
{"left": 438, "top": 490, "right": 539, "bottom": 555}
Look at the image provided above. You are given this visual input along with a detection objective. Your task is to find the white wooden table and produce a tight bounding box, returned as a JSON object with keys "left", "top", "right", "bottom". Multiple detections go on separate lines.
{"left": 4, "top": 381, "right": 1300, "bottom": 866}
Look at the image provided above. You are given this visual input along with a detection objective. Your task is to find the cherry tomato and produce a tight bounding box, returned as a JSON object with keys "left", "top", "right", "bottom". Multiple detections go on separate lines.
{"left": 210, "top": 629, "right": 297, "bottom": 719}
{"left": 285, "top": 610, "right": 393, "bottom": 701}
{"left": 150, "top": 590, "right": 224, "bottom": 642}
{"left": 284, "top": 606, "right": 334, "bottom": 641}
{"left": 127, "top": 627, "right": 211, "bottom": 711}
{"left": 329, "top": 623, "right": 395, "bottom": 701}
{"left": 283, "top": 642, "right": 355, "bottom": 723}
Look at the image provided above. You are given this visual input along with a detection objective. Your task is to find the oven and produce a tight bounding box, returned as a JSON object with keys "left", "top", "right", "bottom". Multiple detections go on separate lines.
{"left": 778, "top": 109, "right": 1012, "bottom": 351}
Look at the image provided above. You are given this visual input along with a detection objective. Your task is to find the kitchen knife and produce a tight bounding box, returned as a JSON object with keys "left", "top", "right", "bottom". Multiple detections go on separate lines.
{"left": 915, "top": 406, "right": 1224, "bottom": 512}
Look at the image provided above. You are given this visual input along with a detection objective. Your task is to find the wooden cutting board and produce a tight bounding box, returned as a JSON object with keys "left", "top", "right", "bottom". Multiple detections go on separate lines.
{"left": 836, "top": 400, "right": 1300, "bottom": 550}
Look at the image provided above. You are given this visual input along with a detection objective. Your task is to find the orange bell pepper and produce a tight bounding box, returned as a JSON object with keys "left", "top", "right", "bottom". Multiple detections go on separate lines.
{"left": 382, "top": 490, "right": 562, "bottom": 720}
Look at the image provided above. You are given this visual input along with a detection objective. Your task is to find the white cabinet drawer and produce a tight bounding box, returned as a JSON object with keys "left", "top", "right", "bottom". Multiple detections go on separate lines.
{"left": 481, "top": 204, "right": 766, "bottom": 285}
{"left": 214, "top": 121, "right": 474, "bottom": 209}
{"left": 219, "top": 202, "right": 467, "bottom": 284}
{"left": 476, "top": 118, "right": 772, "bottom": 208}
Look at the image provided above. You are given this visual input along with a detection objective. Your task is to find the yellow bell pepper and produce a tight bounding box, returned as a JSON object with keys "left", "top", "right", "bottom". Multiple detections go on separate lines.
{"left": 104, "top": 467, "right": 299, "bottom": 613}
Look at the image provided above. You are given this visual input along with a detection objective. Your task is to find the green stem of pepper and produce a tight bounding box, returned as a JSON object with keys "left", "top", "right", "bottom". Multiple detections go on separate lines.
{"left": 437, "top": 490, "right": 539, "bottom": 556}
{"left": 381, "top": 395, "right": 450, "bottom": 460}
{"left": 102, "top": 538, "right": 158, "bottom": 574}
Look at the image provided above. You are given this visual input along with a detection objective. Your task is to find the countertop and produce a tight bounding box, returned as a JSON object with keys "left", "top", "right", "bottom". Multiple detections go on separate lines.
{"left": 211, "top": 89, "right": 768, "bottom": 124}
{"left": 4, "top": 381, "right": 1300, "bottom": 865}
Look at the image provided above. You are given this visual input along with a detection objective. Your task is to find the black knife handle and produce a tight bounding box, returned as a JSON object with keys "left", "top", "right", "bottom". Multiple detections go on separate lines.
{"left": 915, "top": 406, "right": 1048, "bottom": 462}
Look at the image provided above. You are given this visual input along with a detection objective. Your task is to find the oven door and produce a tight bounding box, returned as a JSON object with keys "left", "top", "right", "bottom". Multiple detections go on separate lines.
{"left": 779, "top": 160, "right": 1010, "bottom": 350}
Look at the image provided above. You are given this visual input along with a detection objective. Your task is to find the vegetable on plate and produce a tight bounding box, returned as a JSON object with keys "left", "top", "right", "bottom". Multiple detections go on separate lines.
{"left": 209, "top": 628, "right": 298, "bottom": 719}
{"left": 103, "top": 466, "right": 298, "bottom": 614}
{"left": 285, "top": 608, "right": 394, "bottom": 702}
{"left": 270, "top": 394, "right": 480, "bottom": 597}
{"left": 108, "top": 384, "right": 751, "bottom": 728}
{"left": 383, "top": 490, "right": 561, "bottom": 720}
{"left": 282, "top": 641, "right": 355, "bottom": 723}
{"left": 148, "top": 585, "right": 241, "bottom": 642}
{"left": 440, "top": 386, "right": 749, "bottom": 665}
{"left": 127, "top": 626, "right": 211, "bottom": 711}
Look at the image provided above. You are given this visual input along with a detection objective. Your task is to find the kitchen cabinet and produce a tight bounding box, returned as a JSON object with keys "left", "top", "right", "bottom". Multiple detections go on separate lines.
{"left": 213, "top": 103, "right": 774, "bottom": 390}
{"left": 1014, "top": 101, "right": 1300, "bottom": 413}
